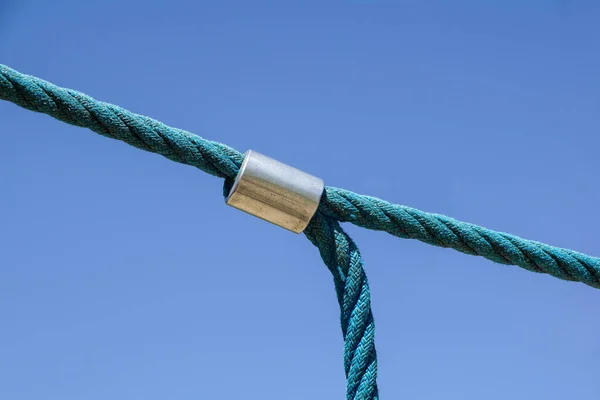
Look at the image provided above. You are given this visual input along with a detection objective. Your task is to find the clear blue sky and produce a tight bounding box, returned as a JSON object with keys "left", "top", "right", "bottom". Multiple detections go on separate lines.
{"left": 1, "top": 1, "right": 599, "bottom": 399}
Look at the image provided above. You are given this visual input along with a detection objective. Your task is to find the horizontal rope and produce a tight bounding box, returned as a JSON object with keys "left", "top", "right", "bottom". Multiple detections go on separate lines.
{"left": 320, "top": 187, "right": 600, "bottom": 289}
{"left": 3, "top": 64, "right": 600, "bottom": 399}
{"left": 2, "top": 64, "right": 598, "bottom": 290}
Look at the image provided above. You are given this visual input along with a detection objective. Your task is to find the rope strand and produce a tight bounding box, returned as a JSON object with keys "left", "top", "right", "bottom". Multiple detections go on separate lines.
{"left": 0, "top": 64, "right": 243, "bottom": 179}
{"left": 305, "top": 212, "right": 379, "bottom": 400}
{"left": 3, "top": 64, "right": 600, "bottom": 398}
{"left": 320, "top": 187, "right": 600, "bottom": 289}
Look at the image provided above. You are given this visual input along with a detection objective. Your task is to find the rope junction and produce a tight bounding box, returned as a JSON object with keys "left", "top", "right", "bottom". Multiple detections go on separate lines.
{"left": 1, "top": 65, "right": 598, "bottom": 400}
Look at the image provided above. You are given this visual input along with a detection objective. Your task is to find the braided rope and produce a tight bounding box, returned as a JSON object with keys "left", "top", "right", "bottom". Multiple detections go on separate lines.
{"left": 2, "top": 64, "right": 600, "bottom": 398}
{"left": 4, "top": 64, "right": 597, "bottom": 291}
{"left": 305, "top": 212, "right": 378, "bottom": 400}
{"left": 0, "top": 64, "right": 243, "bottom": 179}
{"left": 0, "top": 64, "right": 380, "bottom": 398}
{"left": 320, "top": 187, "right": 600, "bottom": 289}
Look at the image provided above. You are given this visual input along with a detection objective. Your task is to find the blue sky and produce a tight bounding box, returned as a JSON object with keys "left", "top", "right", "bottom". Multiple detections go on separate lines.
{"left": 1, "top": 1, "right": 599, "bottom": 399}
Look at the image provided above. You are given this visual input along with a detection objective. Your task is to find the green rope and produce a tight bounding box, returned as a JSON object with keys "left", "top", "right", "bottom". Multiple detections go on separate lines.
{"left": 305, "top": 211, "right": 379, "bottom": 399}
{"left": 319, "top": 188, "right": 600, "bottom": 289}
{"left": 2, "top": 64, "right": 599, "bottom": 399}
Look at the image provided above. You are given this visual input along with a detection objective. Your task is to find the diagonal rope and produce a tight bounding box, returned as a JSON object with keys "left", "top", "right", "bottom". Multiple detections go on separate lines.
{"left": 2, "top": 64, "right": 600, "bottom": 398}
{"left": 0, "top": 64, "right": 243, "bottom": 179}
{"left": 0, "top": 63, "right": 380, "bottom": 399}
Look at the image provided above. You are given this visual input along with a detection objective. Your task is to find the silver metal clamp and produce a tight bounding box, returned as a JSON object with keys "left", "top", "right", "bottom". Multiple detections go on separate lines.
{"left": 225, "top": 150, "right": 324, "bottom": 233}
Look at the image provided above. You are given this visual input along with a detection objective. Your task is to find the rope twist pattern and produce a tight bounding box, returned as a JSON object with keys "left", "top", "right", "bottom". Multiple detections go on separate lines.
{"left": 2, "top": 64, "right": 599, "bottom": 399}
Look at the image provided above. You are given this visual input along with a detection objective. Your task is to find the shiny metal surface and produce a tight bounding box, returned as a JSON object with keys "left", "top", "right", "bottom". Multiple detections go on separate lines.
{"left": 225, "top": 150, "right": 324, "bottom": 233}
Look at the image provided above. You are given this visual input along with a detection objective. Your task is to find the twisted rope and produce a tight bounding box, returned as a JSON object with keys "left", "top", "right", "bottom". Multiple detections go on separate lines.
{"left": 319, "top": 187, "right": 600, "bottom": 289}
{"left": 0, "top": 65, "right": 244, "bottom": 180}
{"left": 305, "top": 212, "right": 378, "bottom": 400}
{"left": 2, "top": 64, "right": 600, "bottom": 398}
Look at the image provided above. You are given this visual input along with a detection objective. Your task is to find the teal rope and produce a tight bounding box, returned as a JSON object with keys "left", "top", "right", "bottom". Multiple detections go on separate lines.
{"left": 2, "top": 65, "right": 600, "bottom": 399}
{"left": 0, "top": 64, "right": 380, "bottom": 399}
{"left": 319, "top": 187, "right": 600, "bottom": 289}
{"left": 0, "top": 65, "right": 244, "bottom": 180}
{"left": 3, "top": 64, "right": 598, "bottom": 290}
{"left": 305, "top": 212, "right": 378, "bottom": 400}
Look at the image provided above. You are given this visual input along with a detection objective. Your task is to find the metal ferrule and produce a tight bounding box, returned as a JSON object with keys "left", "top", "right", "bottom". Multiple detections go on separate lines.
{"left": 225, "top": 150, "right": 324, "bottom": 233}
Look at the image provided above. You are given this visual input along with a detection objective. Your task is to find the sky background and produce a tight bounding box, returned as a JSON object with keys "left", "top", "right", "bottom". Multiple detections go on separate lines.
{"left": 1, "top": 1, "right": 599, "bottom": 399}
